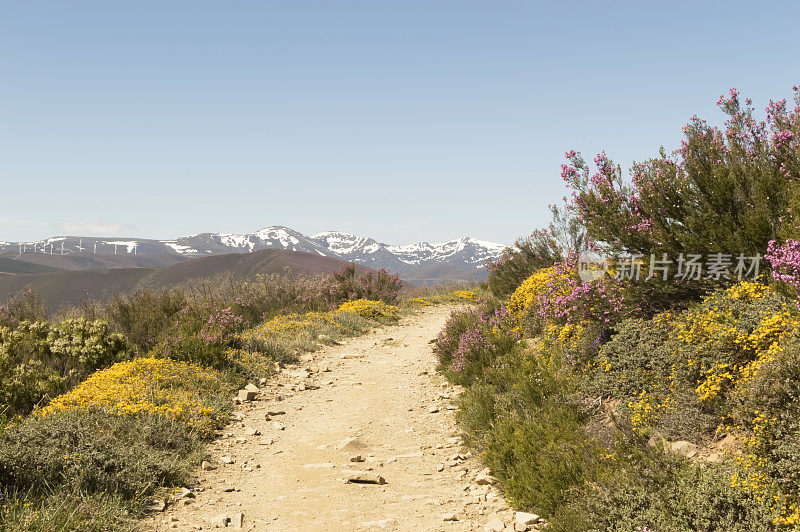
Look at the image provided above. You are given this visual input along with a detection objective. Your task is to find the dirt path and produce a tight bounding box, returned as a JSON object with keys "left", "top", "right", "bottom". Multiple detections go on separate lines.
{"left": 146, "top": 305, "right": 524, "bottom": 532}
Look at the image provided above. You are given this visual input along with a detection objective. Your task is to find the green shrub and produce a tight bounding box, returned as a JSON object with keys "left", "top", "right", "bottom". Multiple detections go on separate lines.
{"left": 0, "top": 318, "right": 129, "bottom": 416}
{"left": 0, "top": 488, "right": 137, "bottom": 532}
{"left": 473, "top": 345, "right": 606, "bottom": 516}
{"left": 0, "top": 410, "right": 198, "bottom": 502}
{"left": 550, "top": 448, "right": 772, "bottom": 532}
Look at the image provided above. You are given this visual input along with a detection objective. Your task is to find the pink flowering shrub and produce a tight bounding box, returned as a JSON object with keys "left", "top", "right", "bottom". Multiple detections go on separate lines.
{"left": 766, "top": 239, "right": 800, "bottom": 303}
{"left": 534, "top": 256, "right": 631, "bottom": 327}
{"left": 434, "top": 299, "right": 519, "bottom": 385}
{"left": 562, "top": 85, "right": 800, "bottom": 263}
{"left": 152, "top": 305, "right": 245, "bottom": 369}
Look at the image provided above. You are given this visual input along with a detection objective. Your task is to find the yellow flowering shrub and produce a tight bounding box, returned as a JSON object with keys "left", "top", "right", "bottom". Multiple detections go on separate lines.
{"left": 674, "top": 282, "right": 800, "bottom": 405}
{"left": 596, "top": 279, "right": 800, "bottom": 523}
{"left": 40, "top": 357, "right": 230, "bottom": 437}
{"left": 405, "top": 290, "right": 480, "bottom": 307}
{"left": 506, "top": 266, "right": 571, "bottom": 334}
{"left": 245, "top": 311, "right": 341, "bottom": 341}
{"left": 335, "top": 298, "right": 399, "bottom": 321}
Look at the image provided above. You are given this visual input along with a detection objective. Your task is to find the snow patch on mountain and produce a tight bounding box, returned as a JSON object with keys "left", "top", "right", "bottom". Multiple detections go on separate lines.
{"left": 0, "top": 226, "right": 507, "bottom": 281}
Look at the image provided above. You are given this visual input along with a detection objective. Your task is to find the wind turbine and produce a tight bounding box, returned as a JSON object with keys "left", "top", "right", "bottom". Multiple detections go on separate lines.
{"left": 76, "top": 238, "right": 85, "bottom": 253}
{"left": 60, "top": 241, "right": 65, "bottom": 255}
{"left": 94, "top": 243, "right": 97, "bottom": 254}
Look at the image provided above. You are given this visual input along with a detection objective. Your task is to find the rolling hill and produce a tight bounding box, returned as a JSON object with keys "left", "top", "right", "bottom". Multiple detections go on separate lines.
{"left": 0, "top": 249, "right": 370, "bottom": 310}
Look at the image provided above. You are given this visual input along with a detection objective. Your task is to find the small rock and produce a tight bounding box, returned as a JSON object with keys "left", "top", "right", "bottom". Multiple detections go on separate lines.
{"left": 202, "top": 460, "right": 217, "bottom": 471}
{"left": 211, "top": 514, "right": 229, "bottom": 528}
{"left": 231, "top": 512, "right": 244, "bottom": 528}
{"left": 442, "top": 512, "right": 458, "bottom": 521}
{"left": 336, "top": 437, "right": 366, "bottom": 451}
{"left": 220, "top": 456, "right": 234, "bottom": 464}
{"left": 273, "top": 422, "right": 285, "bottom": 431}
{"left": 483, "top": 517, "right": 505, "bottom": 532}
{"left": 147, "top": 498, "right": 167, "bottom": 512}
{"left": 429, "top": 406, "right": 440, "bottom": 413}
{"left": 237, "top": 389, "right": 256, "bottom": 402}
{"left": 177, "top": 487, "right": 194, "bottom": 499}
{"left": 648, "top": 432, "right": 670, "bottom": 451}
{"left": 244, "top": 427, "right": 261, "bottom": 437}
{"left": 343, "top": 470, "right": 386, "bottom": 485}
{"left": 475, "top": 470, "right": 497, "bottom": 486}
{"left": 267, "top": 410, "right": 286, "bottom": 416}
{"left": 671, "top": 440, "right": 698, "bottom": 459}
{"left": 350, "top": 454, "right": 365, "bottom": 462}
{"left": 244, "top": 383, "right": 259, "bottom": 393}
{"left": 515, "top": 511, "right": 540, "bottom": 526}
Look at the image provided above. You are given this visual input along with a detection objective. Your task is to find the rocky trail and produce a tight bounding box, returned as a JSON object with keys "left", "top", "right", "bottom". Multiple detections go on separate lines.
{"left": 146, "top": 305, "right": 542, "bottom": 532}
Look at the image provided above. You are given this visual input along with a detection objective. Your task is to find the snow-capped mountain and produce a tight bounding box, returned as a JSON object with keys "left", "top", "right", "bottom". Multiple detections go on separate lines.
{"left": 0, "top": 226, "right": 506, "bottom": 281}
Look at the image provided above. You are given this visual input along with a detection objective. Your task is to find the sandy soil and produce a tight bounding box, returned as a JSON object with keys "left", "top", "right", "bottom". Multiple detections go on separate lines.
{"left": 144, "top": 305, "right": 521, "bottom": 532}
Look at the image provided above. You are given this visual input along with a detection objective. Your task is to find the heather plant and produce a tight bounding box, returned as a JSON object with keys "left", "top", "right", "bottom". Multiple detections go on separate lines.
{"left": 766, "top": 238, "right": 800, "bottom": 304}
{"left": 562, "top": 86, "right": 800, "bottom": 262}
{"left": 184, "top": 272, "right": 327, "bottom": 326}
{"left": 151, "top": 305, "right": 245, "bottom": 369}
{"left": 106, "top": 288, "right": 187, "bottom": 353}
{"left": 432, "top": 298, "right": 518, "bottom": 385}
{"left": 433, "top": 307, "right": 482, "bottom": 370}
{"left": 504, "top": 257, "right": 633, "bottom": 340}
{"left": 321, "top": 264, "right": 401, "bottom": 305}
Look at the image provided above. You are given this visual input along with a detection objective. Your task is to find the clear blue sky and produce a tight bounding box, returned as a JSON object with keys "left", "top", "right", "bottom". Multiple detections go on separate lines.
{"left": 2, "top": 1, "right": 799, "bottom": 245}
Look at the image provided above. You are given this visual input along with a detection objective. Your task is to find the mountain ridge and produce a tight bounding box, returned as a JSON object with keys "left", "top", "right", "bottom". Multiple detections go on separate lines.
{"left": 0, "top": 226, "right": 505, "bottom": 282}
